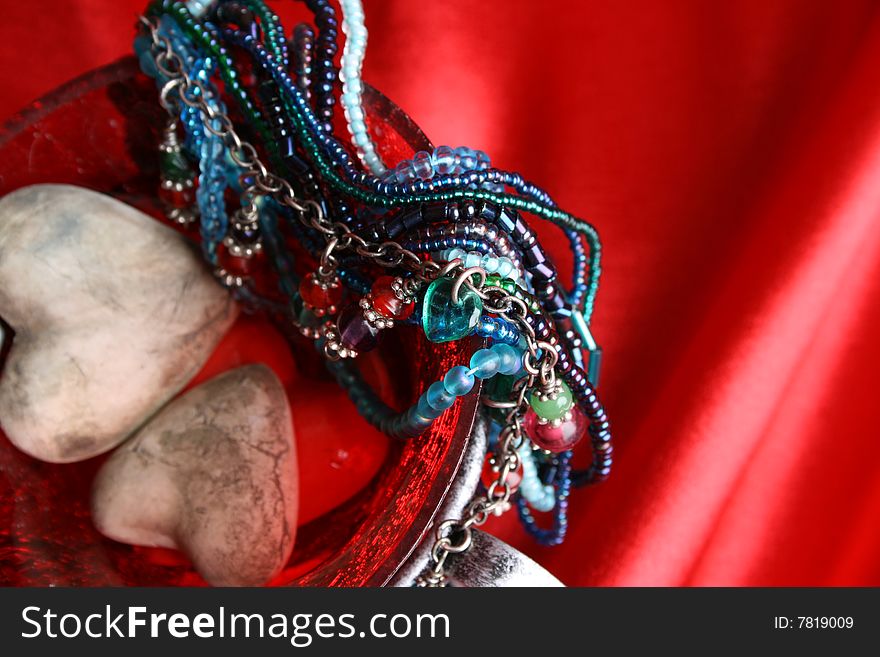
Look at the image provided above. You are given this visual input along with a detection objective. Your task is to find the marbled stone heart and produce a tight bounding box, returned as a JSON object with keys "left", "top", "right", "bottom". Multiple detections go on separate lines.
{"left": 91, "top": 364, "right": 298, "bottom": 587}
{"left": 0, "top": 184, "right": 237, "bottom": 463}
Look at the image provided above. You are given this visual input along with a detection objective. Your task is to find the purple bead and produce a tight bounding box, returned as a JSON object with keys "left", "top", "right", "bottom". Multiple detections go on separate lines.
{"left": 337, "top": 304, "right": 380, "bottom": 353}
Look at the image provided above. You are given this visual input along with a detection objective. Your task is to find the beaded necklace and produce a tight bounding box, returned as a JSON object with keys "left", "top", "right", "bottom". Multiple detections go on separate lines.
{"left": 138, "top": 0, "right": 612, "bottom": 585}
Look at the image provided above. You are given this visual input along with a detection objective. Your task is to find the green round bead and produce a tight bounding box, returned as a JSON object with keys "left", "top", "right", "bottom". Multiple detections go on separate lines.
{"left": 529, "top": 381, "right": 575, "bottom": 420}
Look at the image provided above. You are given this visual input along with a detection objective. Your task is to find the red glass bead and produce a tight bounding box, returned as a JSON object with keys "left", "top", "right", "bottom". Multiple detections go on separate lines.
{"left": 300, "top": 272, "right": 344, "bottom": 312}
{"left": 481, "top": 454, "right": 522, "bottom": 490}
{"left": 370, "top": 275, "right": 414, "bottom": 319}
{"left": 158, "top": 180, "right": 195, "bottom": 208}
{"left": 522, "top": 406, "right": 587, "bottom": 453}
{"left": 218, "top": 243, "right": 254, "bottom": 276}
{"left": 217, "top": 242, "right": 272, "bottom": 292}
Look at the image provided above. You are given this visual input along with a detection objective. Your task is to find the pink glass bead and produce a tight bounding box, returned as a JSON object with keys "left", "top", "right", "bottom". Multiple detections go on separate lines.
{"left": 522, "top": 406, "right": 587, "bottom": 453}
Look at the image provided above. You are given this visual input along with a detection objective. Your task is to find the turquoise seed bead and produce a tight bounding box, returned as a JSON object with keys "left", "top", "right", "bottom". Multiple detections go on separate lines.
{"left": 427, "top": 381, "right": 456, "bottom": 410}
{"left": 443, "top": 365, "right": 475, "bottom": 396}
{"left": 469, "top": 348, "right": 501, "bottom": 379}
{"left": 529, "top": 380, "right": 575, "bottom": 420}
{"left": 422, "top": 276, "right": 483, "bottom": 343}
{"left": 492, "top": 343, "right": 522, "bottom": 376}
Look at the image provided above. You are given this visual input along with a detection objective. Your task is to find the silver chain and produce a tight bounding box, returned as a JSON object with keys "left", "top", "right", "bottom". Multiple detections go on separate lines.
{"left": 143, "top": 17, "right": 558, "bottom": 588}
{"left": 416, "top": 267, "right": 557, "bottom": 587}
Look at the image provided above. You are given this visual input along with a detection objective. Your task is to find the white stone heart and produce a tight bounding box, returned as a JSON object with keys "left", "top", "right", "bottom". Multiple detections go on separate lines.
{"left": 91, "top": 364, "right": 298, "bottom": 587}
{"left": 0, "top": 184, "right": 237, "bottom": 463}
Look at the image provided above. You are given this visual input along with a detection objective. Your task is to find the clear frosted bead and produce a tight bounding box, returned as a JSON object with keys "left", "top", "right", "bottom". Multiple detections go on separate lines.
{"left": 432, "top": 145, "right": 456, "bottom": 175}
{"left": 426, "top": 381, "right": 456, "bottom": 410}
{"left": 185, "top": 0, "right": 212, "bottom": 17}
{"left": 464, "top": 252, "right": 482, "bottom": 268}
{"left": 495, "top": 258, "right": 514, "bottom": 279}
{"left": 469, "top": 349, "right": 502, "bottom": 379}
{"left": 416, "top": 394, "right": 444, "bottom": 419}
{"left": 447, "top": 248, "right": 466, "bottom": 262}
{"left": 350, "top": 118, "right": 367, "bottom": 135}
{"left": 476, "top": 150, "right": 491, "bottom": 169}
{"left": 492, "top": 343, "right": 522, "bottom": 375}
{"left": 412, "top": 151, "right": 434, "bottom": 180}
{"left": 364, "top": 152, "right": 384, "bottom": 171}
{"left": 395, "top": 160, "right": 416, "bottom": 183}
{"left": 345, "top": 104, "right": 364, "bottom": 122}
{"left": 443, "top": 366, "right": 476, "bottom": 396}
{"left": 456, "top": 146, "right": 478, "bottom": 171}
{"left": 481, "top": 254, "right": 500, "bottom": 273}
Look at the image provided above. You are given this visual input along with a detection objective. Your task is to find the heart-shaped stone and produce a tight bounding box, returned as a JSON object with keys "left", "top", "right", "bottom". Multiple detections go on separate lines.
{"left": 421, "top": 276, "right": 483, "bottom": 342}
{"left": 91, "top": 364, "right": 298, "bottom": 587}
{"left": 0, "top": 184, "right": 237, "bottom": 463}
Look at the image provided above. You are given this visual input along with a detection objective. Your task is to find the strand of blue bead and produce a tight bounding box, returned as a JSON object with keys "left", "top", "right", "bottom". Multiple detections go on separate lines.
{"left": 204, "top": 20, "right": 599, "bottom": 320}
{"left": 159, "top": 18, "right": 229, "bottom": 262}
{"left": 516, "top": 450, "right": 572, "bottom": 545}
{"left": 141, "top": 1, "right": 613, "bottom": 511}
{"left": 518, "top": 441, "right": 556, "bottom": 512}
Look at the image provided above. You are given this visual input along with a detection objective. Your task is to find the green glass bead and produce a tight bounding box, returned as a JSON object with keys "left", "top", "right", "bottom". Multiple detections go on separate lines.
{"left": 160, "top": 148, "right": 193, "bottom": 182}
{"left": 529, "top": 380, "right": 575, "bottom": 420}
{"left": 422, "top": 276, "right": 483, "bottom": 343}
{"left": 485, "top": 274, "right": 516, "bottom": 295}
{"left": 485, "top": 374, "right": 516, "bottom": 423}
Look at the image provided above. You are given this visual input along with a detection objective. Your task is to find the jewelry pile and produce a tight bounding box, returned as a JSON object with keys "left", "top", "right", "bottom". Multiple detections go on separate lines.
{"left": 137, "top": 0, "right": 612, "bottom": 586}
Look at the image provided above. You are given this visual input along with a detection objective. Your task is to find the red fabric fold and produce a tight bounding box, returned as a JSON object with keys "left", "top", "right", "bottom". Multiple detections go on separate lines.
{"left": 2, "top": 0, "right": 880, "bottom": 585}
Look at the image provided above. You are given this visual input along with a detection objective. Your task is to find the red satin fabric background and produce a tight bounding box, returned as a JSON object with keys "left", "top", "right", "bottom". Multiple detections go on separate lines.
{"left": 3, "top": 1, "right": 880, "bottom": 586}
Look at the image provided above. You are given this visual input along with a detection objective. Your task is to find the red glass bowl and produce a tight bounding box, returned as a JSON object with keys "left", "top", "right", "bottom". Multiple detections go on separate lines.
{"left": 0, "top": 57, "right": 480, "bottom": 586}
